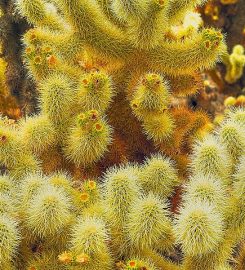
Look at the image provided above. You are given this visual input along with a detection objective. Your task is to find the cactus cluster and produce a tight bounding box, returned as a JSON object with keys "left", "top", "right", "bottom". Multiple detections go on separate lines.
{"left": 0, "top": 1, "right": 245, "bottom": 269}
{"left": 0, "top": 108, "right": 244, "bottom": 269}
{"left": 6, "top": 0, "right": 228, "bottom": 178}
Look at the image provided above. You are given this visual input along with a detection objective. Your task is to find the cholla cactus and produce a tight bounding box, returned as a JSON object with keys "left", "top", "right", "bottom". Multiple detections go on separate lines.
{"left": 1, "top": 1, "right": 245, "bottom": 269}
{"left": 2, "top": 0, "right": 226, "bottom": 179}
{"left": 223, "top": 44, "right": 245, "bottom": 84}
{"left": 0, "top": 108, "right": 243, "bottom": 270}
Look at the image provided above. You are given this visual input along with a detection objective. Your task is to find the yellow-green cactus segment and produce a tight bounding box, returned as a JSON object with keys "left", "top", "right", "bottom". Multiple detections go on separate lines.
{"left": 0, "top": 126, "right": 22, "bottom": 168}
{"left": 128, "top": 0, "right": 167, "bottom": 49}
{"left": 0, "top": 194, "right": 15, "bottom": 216}
{"left": 0, "top": 215, "right": 20, "bottom": 263}
{"left": 17, "top": 0, "right": 65, "bottom": 30}
{"left": 0, "top": 175, "right": 13, "bottom": 195}
{"left": 54, "top": 0, "right": 130, "bottom": 59}
{"left": 226, "top": 107, "right": 245, "bottom": 126}
{"left": 174, "top": 201, "right": 224, "bottom": 256}
{"left": 69, "top": 217, "right": 113, "bottom": 270}
{"left": 102, "top": 164, "right": 140, "bottom": 256}
{"left": 39, "top": 73, "right": 77, "bottom": 125}
{"left": 111, "top": 0, "right": 148, "bottom": 21}
{"left": 164, "top": 0, "right": 208, "bottom": 24}
{"left": 26, "top": 252, "right": 63, "bottom": 270}
{"left": 20, "top": 115, "right": 56, "bottom": 154}
{"left": 234, "top": 156, "right": 245, "bottom": 183}
{"left": 182, "top": 174, "right": 227, "bottom": 212}
{"left": 148, "top": 28, "right": 226, "bottom": 75}
{"left": 25, "top": 185, "right": 73, "bottom": 238}
{"left": 131, "top": 73, "right": 170, "bottom": 119}
{"left": 103, "top": 164, "right": 141, "bottom": 228}
{"left": 218, "top": 120, "right": 245, "bottom": 162}
{"left": 142, "top": 112, "right": 175, "bottom": 142}
{"left": 64, "top": 110, "right": 113, "bottom": 166}
{"left": 77, "top": 71, "right": 114, "bottom": 113}
{"left": 127, "top": 193, "right": 174, "bottom": 250}
{"left": 224, "top": 45, "right": 245, "bottom": 84}
{"left": 138, "top": 154, "right": 179, "bottom": 198}
{"left": 18, "top": 173, "right": 47, "bottom": 214}
{"left": 190, "top": 135, "right": 232, "bottom": 185}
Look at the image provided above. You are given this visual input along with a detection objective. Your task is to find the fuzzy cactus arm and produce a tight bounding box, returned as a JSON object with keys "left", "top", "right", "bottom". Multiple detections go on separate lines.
{"left": 167, "top": 73, "right": 203, "bottom": 96}
{"left": 182, "top": 232, "right": 236, "bottom": 270}
{"left": 54, "top": 0, "right": 131, "bottom": 59}
{"left": 128, "top": 0, "right": 167, "bottom": 49}
{"left": 97, "top": 0, "right": 125, "bottom": 27}
{"left": 0, "top": 215, "right": 20, "bottom": 263}
{"left": 164, "top": 0, "right": 207, "bottom": 24}
{"left": 224, "top": 45, "right": 245, "bottom": 84}
{"left": 16, "top": 0, "right": 66, "bottom": 31}
{"left": 110, "top": 0, "right": 148, "bottom": 21}
{"left": 97, "top": 0, "right": 113, "bottom": 15}
{"left": 140, "top": 248, "right": 181, "bottom": 270}
{"left": 69, "top": 217, "right": 113, "bottom": 269}
{"left": 148, "top": 28, "right": 226, "bottom": 75}
{"left": 23, "top": 28, "right": 83, "bottom": 61}
{"left": 127, "top": 193, "right": 175, "bottom": 250}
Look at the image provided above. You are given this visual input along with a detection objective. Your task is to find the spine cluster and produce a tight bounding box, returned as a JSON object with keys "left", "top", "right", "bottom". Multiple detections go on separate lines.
{"left": 0, "top": 0, "right": 243, "bottom": 269}
{"left": 0, "top": 109, "right": 244, "bottom": 269}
